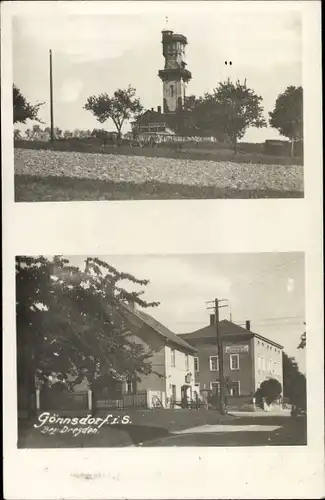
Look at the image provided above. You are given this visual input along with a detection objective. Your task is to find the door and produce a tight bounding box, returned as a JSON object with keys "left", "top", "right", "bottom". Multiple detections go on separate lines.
{"left": 171, "top": 385, "right": 176, "bottom": 404}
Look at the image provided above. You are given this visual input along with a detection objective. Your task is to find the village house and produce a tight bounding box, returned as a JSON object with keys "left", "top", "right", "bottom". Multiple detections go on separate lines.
{"left": 179, "top": 315, "right": 283, "bottom": 406}
{"left": 28, "top": 300, "right": 198, "bottom": 414}
{"left": 70, "top": 301, "right": 198, "bottom": 410}
{"left": 117, "top": 302, "right": 198, "bottom": 408}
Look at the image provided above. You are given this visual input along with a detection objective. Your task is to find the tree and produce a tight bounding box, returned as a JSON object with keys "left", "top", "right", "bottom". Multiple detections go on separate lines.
{"left": 259, "top": 378, "right": 282, "bottom": 405}
{"left": 32, "top": 124, "right": 42, "bottom": 134}
{"left": 192, "top": 80, "right": 266, "bottom": 150}
{"left": 54, "top": 127, "right": 62, "bottom": 139}
{"left": 282, "top": 352, "right": 306, "bottom": 409}
{"left": 14, "top": 129, "right": 22, "bottom": 140}
{"left": 298, "top": 323, "right": 306, "bottom": 349}
{"left": 269, "top": 86, "right": 303, "bottom": 157}
{"left": 91, "top": 128, "right": 118, "bottom": 146}
{"left": 84, "top": 86, "right": 144, "bottom": 140}
{"left": 13, "top": 84, "right": 44, "bottom": 124}
{"left": 16, "top": 256, "right": 160, "bottom": 415}
{"left": 63, "top": 130, "right": 73, "bottom": 139}
{"left": 181, "top": 94, "right": 224, "bottom": 139}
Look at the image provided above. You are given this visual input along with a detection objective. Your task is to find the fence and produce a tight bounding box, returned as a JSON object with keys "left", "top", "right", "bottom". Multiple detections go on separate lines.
{"left": 95, "top": 391, "right": 148, "bottom": 410}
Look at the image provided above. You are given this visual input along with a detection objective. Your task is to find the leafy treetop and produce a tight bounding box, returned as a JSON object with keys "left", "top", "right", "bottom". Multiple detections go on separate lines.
{"left": 13, "top": 84, "right": 44, "bottom": 124}
{"left": 269, "top": 86, "right": 303, "bottom": 142}
{"left": 16, "top": 256, "right": 160, "bottom": 397}
{"left": 84, "top": 86, "right": 144, "bottom": 138}
{"left": 178, "top": 80, "right": 266, "bottom": 149}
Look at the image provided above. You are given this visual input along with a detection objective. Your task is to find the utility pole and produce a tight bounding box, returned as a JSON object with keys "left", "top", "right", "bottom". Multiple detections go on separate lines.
{"left": 207, "top": 298, "right": 228, "bottom": 415}
{"left": 49, "top": 49, "right": 54, "bottom": 142}
{"left": 215, "top": 298, "right": 226, "bottom": 415}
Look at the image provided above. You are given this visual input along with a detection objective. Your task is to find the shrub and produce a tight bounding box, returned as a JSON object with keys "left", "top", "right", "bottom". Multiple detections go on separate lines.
{"left": 259, "top": 378, "right": 282, "bottom": 405}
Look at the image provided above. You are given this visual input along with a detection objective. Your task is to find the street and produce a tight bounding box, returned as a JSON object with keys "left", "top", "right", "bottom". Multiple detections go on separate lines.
{"left": 139, "top": 411, "right": 307, "bottom": 447}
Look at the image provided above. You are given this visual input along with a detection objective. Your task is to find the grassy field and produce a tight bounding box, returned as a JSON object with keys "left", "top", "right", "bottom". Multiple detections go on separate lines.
{"left": 14, "top": 147, "right": 304, "bottom": 201}
{"left": 15, "top": 139, "right": 303, "bottom": 166}
{"left": 15, "top": 174, "right": 303, "bottom": 201}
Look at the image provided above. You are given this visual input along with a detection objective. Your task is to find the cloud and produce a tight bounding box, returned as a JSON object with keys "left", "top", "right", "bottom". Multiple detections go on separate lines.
{"left": 59, "top": 80, "right": 84, "bottom": 103}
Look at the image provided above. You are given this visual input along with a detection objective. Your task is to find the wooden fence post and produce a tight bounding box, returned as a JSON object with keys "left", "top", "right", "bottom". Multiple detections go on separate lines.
{"left": 88, "top": 389, "right": 92, "bottom": 412}
{"left": 36, "top": 388, "right": 40, "bottom": 411}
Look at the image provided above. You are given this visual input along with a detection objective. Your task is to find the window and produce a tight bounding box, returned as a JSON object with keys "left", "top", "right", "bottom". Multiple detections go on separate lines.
{"left": 230, "top": 381, "right": 240, "bottom": 396}
{"left": 170, "top": 85, "right": 174, "bottom": 98}
{"left": 171, "top": 349, "right": 176, "bottom": 367}
{"left": 257, "top": 355, "right": 261, "bottom": 371}
{"left": 126, "top": 380, "right": 136, "bottom": 394}
{"left": 210, "top": 382, "right": 220, "bottom": 395}
{"left": 209, "top": 356, "right": 219, "bottom": 371}
{"left": 230, "top": 354, "right": 239, "bottom": 370}
{"left": 194, "top": 357, "right": 199, "bottom": 372}
{"left": 195, "top": 383, "right": 200, "bottom": 390}
{"left": 185, "top": 354, "right": 189, "bottom": 371}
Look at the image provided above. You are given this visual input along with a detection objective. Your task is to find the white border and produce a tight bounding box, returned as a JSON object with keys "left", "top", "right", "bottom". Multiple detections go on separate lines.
{"left": 2, "top": 1, "right": 324, "bottom": 499}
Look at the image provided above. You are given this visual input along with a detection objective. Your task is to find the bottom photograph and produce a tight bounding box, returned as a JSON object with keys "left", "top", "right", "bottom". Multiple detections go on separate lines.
{"left": 17, "top": 253, "right": 306, "bottom": 448}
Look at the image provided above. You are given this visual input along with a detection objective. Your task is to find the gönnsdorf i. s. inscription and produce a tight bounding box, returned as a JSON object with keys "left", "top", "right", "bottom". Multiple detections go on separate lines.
{"left": 34, "top": 412, "right": 131, "bottom": 437}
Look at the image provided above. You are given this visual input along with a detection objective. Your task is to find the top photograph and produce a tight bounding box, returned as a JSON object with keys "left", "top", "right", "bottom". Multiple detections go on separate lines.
{"left": 13, "top": 6, "right": 304, "bottom": 202}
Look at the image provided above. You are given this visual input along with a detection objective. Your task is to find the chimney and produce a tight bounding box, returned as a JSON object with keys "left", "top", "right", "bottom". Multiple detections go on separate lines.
{"left": 157, "top": 106, "right": 162, "bottom": 114}
{"left": 246, "top": 320, "right": 251, "bottom": 331}
{"left": 151, "top": 107, "right": 154, "bottom": 112}
{"left": 210, "top": 314, "right": 215, "bottom": 325}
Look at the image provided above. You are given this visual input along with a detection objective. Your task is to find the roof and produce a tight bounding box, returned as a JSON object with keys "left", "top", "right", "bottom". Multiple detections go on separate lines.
{"left": 121, "top": 303, "right": 196, "bottom": 354}
{"left": 179, "top": 319, "right": 283, "bottom": 349}
{"left": 135, "top": 309, "right": 197, "bottom": 353}
{"left": 132, "top": 109, "right": 168, "bottom": 125}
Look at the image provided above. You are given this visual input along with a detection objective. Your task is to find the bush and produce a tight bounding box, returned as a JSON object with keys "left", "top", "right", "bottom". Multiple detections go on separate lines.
{"left": 259, "top": 378, "right": 282, "bottom": 405}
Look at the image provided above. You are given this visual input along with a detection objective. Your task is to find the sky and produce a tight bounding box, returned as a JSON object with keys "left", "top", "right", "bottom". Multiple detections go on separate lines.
{"left": 64, "top": 253, "right": 306, "bottom": 373}
{"left": 12, "top": 6, "right": 302, "bottom": 142}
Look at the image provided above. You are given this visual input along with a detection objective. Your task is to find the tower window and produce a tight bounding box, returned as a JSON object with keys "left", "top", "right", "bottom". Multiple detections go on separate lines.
{"left": 170, "top": 85, "right": 174, "bottom": 98}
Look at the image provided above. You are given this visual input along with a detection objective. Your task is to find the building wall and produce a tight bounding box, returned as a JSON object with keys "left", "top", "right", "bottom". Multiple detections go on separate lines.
{"left": 223, "top": 338, "right": 255, "bottom": 396}
{"left": 164, "top": 41, "right": 185, "bottom": 69}
{"left": 71, "top": 322, "right": 196, "bottom": 402}
{"left": 163, "top": 79, "right": 185, "bottom": 112}
{"left": 192, "top": 338, "right": 255, "bottom": 396}
{"left": 123, "top": 327, "right": 167, "bottom": 394}
{"left": 164, "top": 345, "right": 196, "bottom": 401}
{"left": 119, "top": 325, "right": 196, "bottom": 400}
{"left": 253, "top": 337, "right": 283, "bottom": 393}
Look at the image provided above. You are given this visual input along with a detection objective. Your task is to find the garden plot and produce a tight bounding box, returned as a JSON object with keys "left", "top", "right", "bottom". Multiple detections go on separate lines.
{"left": 15, "top": 149, "right": 304, "bottom": 192}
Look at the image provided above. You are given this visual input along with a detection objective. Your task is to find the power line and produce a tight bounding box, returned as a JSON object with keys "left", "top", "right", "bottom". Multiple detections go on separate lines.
{"left": 234, "top": 315, "right": 305, "bottom": 323}
{"left": 173, "top": 315, "right": 304, "bottom": 325}
{"left": 245, "top": 323, "right": 305, "bottom": 329}
{"left": 233, "top": 257, "right": 304, "bottom": 285}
